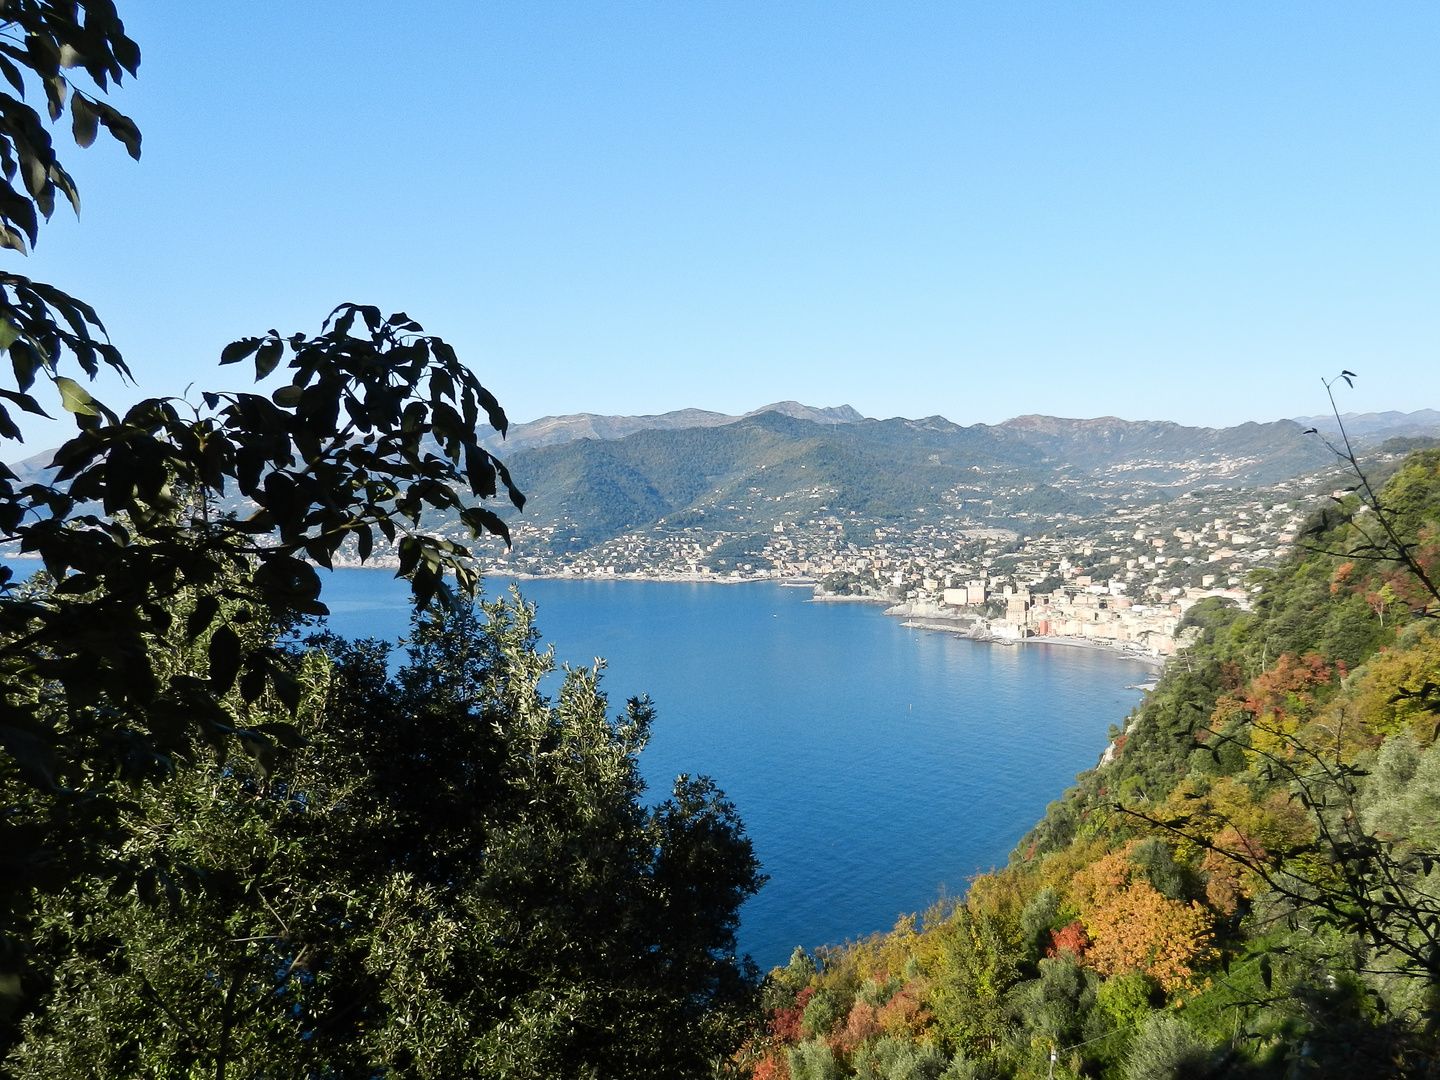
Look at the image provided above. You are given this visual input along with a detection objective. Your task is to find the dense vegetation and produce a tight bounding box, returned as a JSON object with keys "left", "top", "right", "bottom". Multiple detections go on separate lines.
{"left": 748, "top": 448, "right": 1440, "bottom": 1079}
{"left": 3, "top": 593, "right": 761, "bottom": 1077}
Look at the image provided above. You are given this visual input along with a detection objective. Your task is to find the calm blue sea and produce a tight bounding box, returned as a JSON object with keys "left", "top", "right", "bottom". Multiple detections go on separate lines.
{"left": 5, "top": 559, "right": 1145, "bottom": 969}
{"left": 319, "top": 571, "right": 1145, "bottom": 968}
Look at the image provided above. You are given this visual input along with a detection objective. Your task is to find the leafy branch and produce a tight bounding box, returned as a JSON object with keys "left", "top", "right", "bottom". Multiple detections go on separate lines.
{"left": 1299, "top": 371, "right": 1440, "bottom": 616}
{"left": 1117, "top": 716, "right": 1440, "bottom": 995}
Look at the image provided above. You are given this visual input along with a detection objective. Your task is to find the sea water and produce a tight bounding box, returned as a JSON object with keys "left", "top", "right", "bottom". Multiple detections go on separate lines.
{"left": 5, "top": 559, "right": 1145, "bottom": 968}
{"left": 319, "top": 571, "right": 1145, "bottom": 968}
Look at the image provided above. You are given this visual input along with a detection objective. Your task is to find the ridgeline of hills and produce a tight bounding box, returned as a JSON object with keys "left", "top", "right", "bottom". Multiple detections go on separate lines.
{"left": 479, "top": 401, "right": 867, "bottom": 453}
{"left": 493, "top": 410, "right": 1340, "bottom": 554}
{"left": 486, "top": 405, "right": 1440, "bottom": 459}
{"left": 1292, "top": 408, "right": 1440, "bottom": 444}
{"left": 7, "top": 406, "right": 1438, "bottom": 564}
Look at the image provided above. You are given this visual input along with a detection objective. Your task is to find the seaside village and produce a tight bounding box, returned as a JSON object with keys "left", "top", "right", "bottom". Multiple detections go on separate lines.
{"left": 811, "top": 495, "right": 1309, "bottom": 658}
{"left": 892, "top": 579, "right": 1240, "bottom": 659}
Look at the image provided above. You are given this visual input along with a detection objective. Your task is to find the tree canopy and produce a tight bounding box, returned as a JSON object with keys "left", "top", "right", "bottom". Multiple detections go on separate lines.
{"left": 0, "top": 5, "right": 767, "bottom": 1074}
{"left": 6, "top": 597, "right": 763, "bottom": 1078}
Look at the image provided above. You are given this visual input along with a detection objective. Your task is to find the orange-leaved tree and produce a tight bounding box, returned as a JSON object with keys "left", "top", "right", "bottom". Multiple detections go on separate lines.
{"left": 1070, "top": 845, "right": 1216, "bottom": 992}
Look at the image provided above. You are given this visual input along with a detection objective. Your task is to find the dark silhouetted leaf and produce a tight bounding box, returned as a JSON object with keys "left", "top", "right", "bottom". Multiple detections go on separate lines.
{"left": 220, "top": 337, "right": 261, "bottom": 365}
{"left": 208, "top": 625, "right": 242, "bottom": 695}
{"left": 251, "top": 721, "right": 305, "bottom": 750}
{"left": 254, "top": 340, "right": 283, "bottom": 380}
{"left": 187, "top": 596, "right": 221, "bottom": 641}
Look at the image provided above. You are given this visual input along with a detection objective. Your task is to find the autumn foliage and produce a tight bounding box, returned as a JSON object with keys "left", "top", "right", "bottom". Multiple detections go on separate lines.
{"left": 1071, "top": 846, "right": 1215, "bottom": 991}
{"left": 1047, "top": 920, "right": 1090, "bottom": 959}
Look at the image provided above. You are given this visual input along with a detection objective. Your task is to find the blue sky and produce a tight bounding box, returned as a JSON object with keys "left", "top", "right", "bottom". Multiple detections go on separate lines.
{"left": 9, "top": 0, "right": 1438, "bottom": 443}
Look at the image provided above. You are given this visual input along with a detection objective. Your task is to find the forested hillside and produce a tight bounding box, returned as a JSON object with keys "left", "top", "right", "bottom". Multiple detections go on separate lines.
{"left": 497, "top": 411, "right": 1093, "bottom": 550}
{"left": 493, "top": 411, "right": 1331, "bottom": 555}
{"left": 748, "top": 448, "right": 1440, "bottom": 1079}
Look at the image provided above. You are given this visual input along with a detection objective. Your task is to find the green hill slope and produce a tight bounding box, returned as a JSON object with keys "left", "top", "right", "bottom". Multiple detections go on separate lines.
{"left": 498, "top": 411, "right": 1330, "bottom": 555}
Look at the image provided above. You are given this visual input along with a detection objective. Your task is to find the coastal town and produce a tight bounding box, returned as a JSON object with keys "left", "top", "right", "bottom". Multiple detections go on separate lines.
{"left": 452, "top": 461, "right": 1348, "bottom": 660}
{"left": 0, "top": 432, "right": 1352, "bottom": 664}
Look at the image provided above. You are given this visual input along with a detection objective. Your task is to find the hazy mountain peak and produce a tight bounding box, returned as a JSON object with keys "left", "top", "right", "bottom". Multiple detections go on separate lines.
{"left": 1290, "top": 408, "right": 1440, "bottom": 445}
{"left": 745, "top": 402, "right": 867, "bottom": 424}
{"left": 1001, "top": 414, "right": 1178, "bottom": 435}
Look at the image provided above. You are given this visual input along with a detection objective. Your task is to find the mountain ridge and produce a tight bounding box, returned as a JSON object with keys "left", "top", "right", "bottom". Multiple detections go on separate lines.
{"left": 482, "top": 401, "right": 865, "bottom": 454}
{"left": 483, "top": 403, "right": 1440, "bottom": 459}
{"left": 492, "top": 409, "right": 1334, "bottom": 555}
{"left": 1289, "top": 407, "right": 1440, "bottom": 444}
{"left": 9, "top": 404, "right": 1429, "bottom": 477}
{"left": 1, "top": 406, "right": 1354, "bottom": 569}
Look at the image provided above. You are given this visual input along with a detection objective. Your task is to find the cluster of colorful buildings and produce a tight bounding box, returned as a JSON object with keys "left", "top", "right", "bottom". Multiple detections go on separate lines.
{"left": 910, "top": 581, "right": 1250, "bottom": 657}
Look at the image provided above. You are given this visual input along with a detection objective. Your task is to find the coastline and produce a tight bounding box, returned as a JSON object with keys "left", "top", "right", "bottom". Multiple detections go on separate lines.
{"left": 309, "top": 559, "right": 795, "bottom": 587}
{"left": 1, "top": 554, "right": 801, "bottom": 589}
{"left": 4, "top": 552, "right": 1169, "bottom": 673}
{"left": 499, "top": 571, "right": 806, "bottom": 586}
{"left": 893, "top": 611, "right": 1169, "bottom": 669}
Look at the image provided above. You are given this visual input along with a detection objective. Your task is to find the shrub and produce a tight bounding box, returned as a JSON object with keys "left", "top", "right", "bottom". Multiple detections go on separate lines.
{"left": 1124, "top": 1013, "right": 1213, "bottom": 1080}
{"left": 854, "top": 1036, "right": 948, "bottom": 1080}
{"left": 789, "top": 1038, "right": 839, "bottom": 1080}
{"left": 800, "top": 988, "right": 845, "bottom": 1039}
